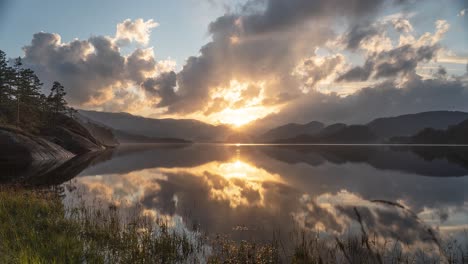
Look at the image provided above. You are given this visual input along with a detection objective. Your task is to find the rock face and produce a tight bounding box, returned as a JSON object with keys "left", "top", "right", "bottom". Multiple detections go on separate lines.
{"left": 0, "top": 114, "right": 119, "bottom": 168}
{"left": 41, "top": 114, "right": 118, "bottom": 155}
{"left": 81, "top": 121, "right": 119, "bottom": 148}
{"left": 0, "top": 126, "right": 74, "bottom": 164}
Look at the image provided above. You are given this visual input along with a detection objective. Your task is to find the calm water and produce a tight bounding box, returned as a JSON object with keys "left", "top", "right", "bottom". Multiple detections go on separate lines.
{"left": 5, "top": 144, "right": 468, "bottom": 246}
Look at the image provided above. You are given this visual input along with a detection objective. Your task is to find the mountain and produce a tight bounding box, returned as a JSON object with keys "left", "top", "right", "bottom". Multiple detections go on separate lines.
{"left": 367, "top": 111, "right": 468, "bottom": 139}
{"left": 260, "top": 121, "right": 324, "bottom": 142}
{"left": 113, "top": 129, "right": 191, "bottom": 144}
{"left": 408, "top": 119, "right": 468, "bottom": 144}
{"left": 79, "top": 110, "right": 232, "bottom": 142}
{"left": 276, "top": 125, "right": 377, "bottom": 143}
{"left": 319, "top": 123, "right": 347, "bottom": 136}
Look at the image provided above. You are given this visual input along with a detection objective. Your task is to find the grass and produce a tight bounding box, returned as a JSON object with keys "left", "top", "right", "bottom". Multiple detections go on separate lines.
{"left": 0, "top": 187, "right": 84, "bottom": 263}
{"left": 1, "top": 186, "right": 467, "bottom": 263}
{"left": 0, "top": 186, "right": 206, "bottom": 263}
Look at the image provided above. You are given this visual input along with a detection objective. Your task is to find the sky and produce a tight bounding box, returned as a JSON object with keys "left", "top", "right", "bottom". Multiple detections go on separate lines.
{"left": 1, "top": 0, "right": 467, "bottom": 129}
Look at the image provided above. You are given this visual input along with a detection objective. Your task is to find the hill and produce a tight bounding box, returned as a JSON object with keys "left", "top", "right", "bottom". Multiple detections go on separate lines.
{"left": 367, "top": 111, "right": 468, "bottom": 139}
{"left": 276, "top": 125, "right": 377, "bottom": 143}
{"left": 260, "top": 121, "right": 324, "bottom": 142}
{"left": 408, "top": 119, "right": 468, "bottom": 144}
{"left": 79, "top": 110, "right": 232, "bottom": 142}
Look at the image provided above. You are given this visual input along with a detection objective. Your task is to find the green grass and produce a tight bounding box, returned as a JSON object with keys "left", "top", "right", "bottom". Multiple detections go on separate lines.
{"left": 0, "top": 187, "right": 84, "bottom": 263}
{"left": 0, "top": 186, "right": 203, "bottom": 263}
{"left": 1, "top": 186, "right": 467, "bottom": 263}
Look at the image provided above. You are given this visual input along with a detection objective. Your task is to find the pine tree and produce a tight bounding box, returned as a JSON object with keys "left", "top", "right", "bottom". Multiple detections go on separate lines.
{"left": 0, "top": 50, "right": 72, "bottom": 129}
{"left": 0, "top": 51, "right": 9, "bottom": 103}
{"left": 48, "top": 81, "right": 68, "bottom": 115}
{"left": 12, "top": 57, "right": 23, "bottom": 127}
{"left": 0, "top": 50, "right": 14, "bottom": 108}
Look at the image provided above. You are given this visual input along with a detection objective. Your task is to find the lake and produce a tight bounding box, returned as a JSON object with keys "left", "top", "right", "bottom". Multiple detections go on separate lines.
{"left": 3, "top": 144, "right": 468, "bottom": 256}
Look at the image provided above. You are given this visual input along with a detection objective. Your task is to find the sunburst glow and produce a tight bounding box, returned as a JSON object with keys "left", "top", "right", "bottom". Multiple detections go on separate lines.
{"left": 205, "top": 79, "right": 280, "bottom": 127}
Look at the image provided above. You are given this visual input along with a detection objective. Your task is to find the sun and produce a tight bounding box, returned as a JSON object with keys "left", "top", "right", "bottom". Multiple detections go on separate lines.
{"left": 202, "top": 79, "right": 282, "bottom": 127}
{"left": 220, "top": 109, "right": 253, "bottom": 127}
{"left": 214, "top": 107, "right": 267, "bottom": 127}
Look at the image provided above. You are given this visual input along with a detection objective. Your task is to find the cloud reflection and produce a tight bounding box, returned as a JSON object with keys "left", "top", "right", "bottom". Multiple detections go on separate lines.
{"left": 65, "top": 145, "right": 468, "bottom": 246}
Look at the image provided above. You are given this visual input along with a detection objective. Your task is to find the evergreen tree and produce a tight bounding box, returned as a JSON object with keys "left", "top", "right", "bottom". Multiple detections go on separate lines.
{"left": 0, "top": 50, "right": 14, "bottom": 108}
{"left": 0, "top": 49, "right": 72, "bottom": 130}
{"left": 48, "top": 81, "right": 68, "bottom": 115}
{"left": 12, "top": 57, "right": 23, "bottom": 126}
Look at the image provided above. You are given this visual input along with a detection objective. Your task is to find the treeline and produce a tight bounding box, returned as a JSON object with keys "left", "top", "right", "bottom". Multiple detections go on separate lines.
{"left": 0, "top": 49, "right": 75, "bottom": 132}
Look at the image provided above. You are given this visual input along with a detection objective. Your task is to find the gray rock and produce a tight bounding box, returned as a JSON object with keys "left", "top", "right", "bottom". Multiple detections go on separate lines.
{"left": 0, "top": 126, "right": 74, "bottom": 164}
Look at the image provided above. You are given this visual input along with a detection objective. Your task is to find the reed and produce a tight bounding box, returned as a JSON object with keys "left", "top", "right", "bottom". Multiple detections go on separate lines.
{"left": 1, "top": 186, "right": 467, "bottom": 263}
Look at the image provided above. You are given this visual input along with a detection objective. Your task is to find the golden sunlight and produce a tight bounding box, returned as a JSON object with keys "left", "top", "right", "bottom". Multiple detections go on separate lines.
{"left": 214, "top": 107, "right": 266, "bottom": 127}
{"left": 159, "top": 157, "right": 284, "bottom": 207}
{"left": 206, "top": 80, "right": 280, "bottom": 127}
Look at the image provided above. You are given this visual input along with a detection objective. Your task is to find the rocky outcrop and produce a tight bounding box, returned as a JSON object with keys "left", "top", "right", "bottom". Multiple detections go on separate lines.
{"left": 41, "top": 114, "right": 118, "bottom": 155}
{"left": 0, "top": 126, "right": 74, "bottom": 164}
{"left": 81, "top": 121, "right": 119, "bottom": 148}
{"left": 0, "top": 114, "right": 119, "bottom": 169}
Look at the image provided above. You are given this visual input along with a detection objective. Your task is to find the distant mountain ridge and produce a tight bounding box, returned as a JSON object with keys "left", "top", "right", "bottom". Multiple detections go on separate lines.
{"left": 276, "top": 125, "right": 377, "bottom": 144}
{"left": 79, "top": 110, "right": 232, "bottom": 142}
{"left": 400, "top": 119, "right": 468, "bottom": 144}
{"left": 260, "top": 121, "right": 324, "bottom": 142}
{"left": 78, "top": 110, "right": 468, "bottom": 144}
{"left": 264, "top": 111, "right": 468, "bottom": 143}
{"left": 367, "top": 111, "right": 468, "bottom": 139}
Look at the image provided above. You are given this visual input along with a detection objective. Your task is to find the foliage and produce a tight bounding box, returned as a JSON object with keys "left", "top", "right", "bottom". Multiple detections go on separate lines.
{"left": 0, "top": 49, "right": 73, "bottom": 132}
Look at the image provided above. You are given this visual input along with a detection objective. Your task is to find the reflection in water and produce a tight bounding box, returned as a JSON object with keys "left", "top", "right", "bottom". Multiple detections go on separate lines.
{"left": 58, "top": 144, "right": 468, "bottom": 251}
{"left": 3, "top": 144, "right": 468, "bottom": 250}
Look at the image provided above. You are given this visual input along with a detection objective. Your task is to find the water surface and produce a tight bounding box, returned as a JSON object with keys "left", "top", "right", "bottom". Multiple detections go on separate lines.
{"left": 46, "top": 144, "right": 468, "bottom": 246}
{"left": 3, "top": 144, "right": 468, "bottom": 248}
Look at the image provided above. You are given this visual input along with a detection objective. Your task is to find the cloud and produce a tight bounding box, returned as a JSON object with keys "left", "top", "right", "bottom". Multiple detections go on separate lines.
{"left": 20, "top": 19, "right": 174, "bottom": 113}
{"left": 17, "top": 2, "right": 467, "bottom": 127}
{"left": 154, "top": 0, "right": 413, "bottom": 115}
{"left": 252, "top": 74, "right": 468, "bottom": 130}
{"left": 458, "top": 8, "right": 467, "bottom": 17}
{"left": 141, "top": 71, "right": 178, "bottom": 107}
{"left": 338, "top": 20, "right": 447, "bottom": 82}
{"left": 115, "top": 18, "right": 159, "bottom": 46}
{"left": 294, "top": 54, "right": 346, "bottom": 90}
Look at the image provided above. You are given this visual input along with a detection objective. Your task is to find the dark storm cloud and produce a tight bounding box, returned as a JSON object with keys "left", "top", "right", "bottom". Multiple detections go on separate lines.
{"left": 253, "top": 75, "right": 468, "bottom": 130}
{"left": 236, "top": 0, "right": 403, "bottom": 35}
{"left": 297, "top": 54, "right": 345, "bottom": 88}
{"left": 338, "top": 44, "right": 439, "bottom": 82}
{"left": 141, "top": 71, "right": 178, "bottom": 107}
{"left": 157, "top": 0, "right": 412, "bottom": 114}
{"left": 336, "top": 61, "right": 374, "bottom": 82}
{"left": 436, "top": 65, "right": 447, "bottom": 77}
{"left": 344, "top": 22, "right": 381, "bottom": 51}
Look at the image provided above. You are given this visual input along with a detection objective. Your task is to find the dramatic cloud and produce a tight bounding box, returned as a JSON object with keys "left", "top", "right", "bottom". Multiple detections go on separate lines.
{"left": 338, "top": 19, "right": 449, "bottom": 82}
{"left": 141, "top": 71, "right": 178, "bottom": 107}
{"left": 153, "top": 0, "right": 414, "bottom": 115}
{"left": 252, "top": 74, "right": 468, "bottom": 130}
{"left": 20, "top": 19, "right": 174, "bottom": 113}
{"left": 115, "top": 18, "right": 159, "bottom": 46}
{"left": 16, "top": 1, "right": 468, "bottom": 127}
{"left": 338, "top": 44, "right": 439, "bottom": 81}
